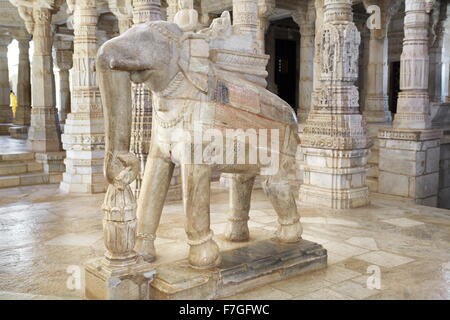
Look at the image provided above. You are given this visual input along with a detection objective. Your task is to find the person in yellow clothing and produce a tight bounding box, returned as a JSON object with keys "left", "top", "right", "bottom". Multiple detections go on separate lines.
{"left": 10, "top": 90, "right": 17, "bottom": 118}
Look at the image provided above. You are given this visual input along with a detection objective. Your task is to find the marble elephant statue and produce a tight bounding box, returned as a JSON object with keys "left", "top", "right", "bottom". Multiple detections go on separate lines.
{"left": 97, "top": 21, "right": 303, "bottom": 269}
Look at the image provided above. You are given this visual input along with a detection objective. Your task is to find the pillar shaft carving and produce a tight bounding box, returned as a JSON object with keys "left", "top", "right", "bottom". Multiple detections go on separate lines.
{"left": 54, "top": 38, "right": 73, "bottom": 125}
{"left": 362, "top": 0, "right": 401, "bottom": 124}
{"left": 60, "top": 0, "right": 106, "bottom": 194}
{"left": 299, "top": 0, "right": 371, "bottom": 209}
{"left": 233, "top": 0, "right": 258, "bottom": 52}
{"left": 10, "top": 0, "right": 63, "bottom": 152}
{"left": 292, "top": 0, "right": 316, "bottom": 124}
{"left": 393, "top": 0, "right": 435, "bottom": 130}
{"left": 14, "top": 32, "right": 32, "bottom": 126}
{"left": 0, "top": 34, "right": 12, "bottom": 125}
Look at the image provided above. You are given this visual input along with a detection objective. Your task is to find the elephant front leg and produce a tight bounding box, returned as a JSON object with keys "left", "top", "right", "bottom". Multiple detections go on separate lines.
{"left": 134, "top": 156, "right": 175, "bottom": 262}
{"left": 182, "top": 164, "right": 220, "bottom": 268}
{"left": 225, "top": 174, "right": 256, "bottom": 242}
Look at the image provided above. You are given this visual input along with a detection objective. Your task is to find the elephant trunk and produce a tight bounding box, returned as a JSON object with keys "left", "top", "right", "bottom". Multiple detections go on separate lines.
{"left": 96, "top": 45, "right": 132, "bottom": 155}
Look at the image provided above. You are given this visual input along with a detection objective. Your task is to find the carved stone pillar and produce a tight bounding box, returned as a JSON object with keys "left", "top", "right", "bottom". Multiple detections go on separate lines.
{"left": 393, "top": 0, "right": 434, "bottom": 129}
{"left": 233, "top": 0, "right": 258, "bottom": 52}
{"left": 54, "top": 38, "right": 73, "bottom": 125}
{"left": 166, "top": 0, "right": 178, "bottom": 22}
{"left": 60, "top": 0, "right": 105, "bottom": 194}
{"left": 0, "top": 34, "right": 12, "bottom": 129}
{"left": 364, "top": 35, "right": 391, "bottom": 123}
{"left": 256, "top": 0, "right": 274, "bottom": 54}
{"left": 108, "top": 0, "right": 133, "bottom": 33}
{"left": 313, "top": 0, "right": 324, "bottom": 93}
{"left": 13, "top": 32, "right": 32, "bottom": 127}
{"left": 15, "top": 3, "right": 63, "bottom": 152}
{"left": 299, "top": 0, "right": 372, "bottom": 209}
{"left": 362, "top": 0, "right": 400, "bottom": 124}
{"left": 130, "top": 0, "right": 161, "bottom": 197}
{"left": 292, "top": 1, "right": 316, "bottom": 124}
{"left": 379, "top": 0, "right": 441, "bottom": 207}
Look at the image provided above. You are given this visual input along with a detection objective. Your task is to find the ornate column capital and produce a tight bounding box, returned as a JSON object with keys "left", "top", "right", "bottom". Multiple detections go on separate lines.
{"left": 0, "top": 33, "right": 12, "bottom": 47}
{"left": 292, "top": 0, "right": 316, "bottom": 37}
{"left": 53, "top": 38, "right": 74, "bottom": 71}
{"left": 108, "top": 0, "right": 134, "bottom": 33}
{"left": 9, "top": 0, "right": 63, "bottom": 34}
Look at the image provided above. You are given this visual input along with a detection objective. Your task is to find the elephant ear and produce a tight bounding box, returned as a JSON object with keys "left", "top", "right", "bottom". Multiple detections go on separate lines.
{"left": 178, "top": 34, "right": 210, "bottom": 94}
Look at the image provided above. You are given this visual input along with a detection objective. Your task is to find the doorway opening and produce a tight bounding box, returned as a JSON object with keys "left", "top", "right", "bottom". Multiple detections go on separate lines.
{"left": 389, "top": 61, "right": 401, "bottom": 115}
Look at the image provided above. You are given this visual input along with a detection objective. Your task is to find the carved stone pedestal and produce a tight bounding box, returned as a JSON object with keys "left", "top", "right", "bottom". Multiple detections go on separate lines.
{"left": 150, "top": 239, "right": 327, "bottom": 300}
{"left": 378, "top": 128, "right": 442, "bottom": 206}
{"left": 85, "top": 257, "right": 155, "bottom": 300}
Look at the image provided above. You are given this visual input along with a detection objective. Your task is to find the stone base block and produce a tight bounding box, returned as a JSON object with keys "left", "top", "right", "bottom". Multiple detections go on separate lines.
{"left": 299, "top": 184, "right": 370, "bottom": 209}
{"left": 8, "top": 126, "right": 28, "bottom": 139}
{"left": 150, "top": 239, "right": 327, "bottom": 300}
{"left": 0, "top": 123, "right": 14, "bottom": 135}
{"left": 85, "top": 258, "right": 156, "bottom": 300}
{"left": 378, "top": 128, "right": 441, "bottom": 207}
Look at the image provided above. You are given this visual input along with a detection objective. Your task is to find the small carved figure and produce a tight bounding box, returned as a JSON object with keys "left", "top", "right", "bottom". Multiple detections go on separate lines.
{"left": 174, "top": 0, "right": 198, "bottom": 32}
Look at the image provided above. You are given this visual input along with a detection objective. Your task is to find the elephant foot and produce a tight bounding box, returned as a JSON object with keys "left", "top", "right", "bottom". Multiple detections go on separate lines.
{"left": 188, "top": 232, "right": 221, "bottom": 269}
{"left": 224, "top": 220, "right": 249, "bottom": 242}
{"left": 134, "top": 234, "right": 156, "bottom": 263}
{"left": 276, "top": 220, "right": 303, "bottom": 243}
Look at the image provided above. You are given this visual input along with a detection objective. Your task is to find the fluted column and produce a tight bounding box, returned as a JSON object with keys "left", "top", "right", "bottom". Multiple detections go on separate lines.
{"left": 130, "top": 0, "right": 161, "bottom": 197}
{"left": 299, "top": 0, "right": 372, "bottom": 209}
{"left": 393, "top": 0, "right": 434, "bottom": 129}
{"left": 292, "top": 1, "right": 316, "bottom": 124}
{"left": 54, "top": 38, "right": 73, "bottom": 125}
{"left": 0, "top": 34, "right": 12, "bottom": 127}
{"left": 60, "top": 0, "right": 105, "bottom": 194}
{"left": 13, "top": 32, "right": 32, "bottom": 127}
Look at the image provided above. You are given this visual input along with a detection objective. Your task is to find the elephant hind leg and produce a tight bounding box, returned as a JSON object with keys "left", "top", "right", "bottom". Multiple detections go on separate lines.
{"left": 225, "top": 174, "right": 256, "bottom": 242}
{"left": 262, "top": 172, "right": 302, "bottom": 243}
{"left": 182, "top": 164, "right": 221, "bottom": 269}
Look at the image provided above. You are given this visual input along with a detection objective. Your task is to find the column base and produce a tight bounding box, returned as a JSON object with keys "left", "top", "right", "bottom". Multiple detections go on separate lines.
{"left": 85, "top": 257, "right": 155, "bottom": 300}
{"left": 299, "top": 148, "right": 371, "bottom": 210}
{"left": 34, "top": 152, "right": 66, "bottom": 184}
{"left": 378, "top": 127, "right": 442, "bottom": 207}
{"left": 8, "top": 126, "right": 29, "bottom": 140}
{"left": 14, "top": 106, "right": 31, "bottom": 126}
{"left": 0, "top": 123, "right": 13, "bottom": 135}
{"left": 299, "top": 184, "right": 370, "bottom": 209}
{"left": 60, "top": 156, "right": 106, "bottom": 194}
{"left": 27, "top": 107, "right": 62, "bottom": 153}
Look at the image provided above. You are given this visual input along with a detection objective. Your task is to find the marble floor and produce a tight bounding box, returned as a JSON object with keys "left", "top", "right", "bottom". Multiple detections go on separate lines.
{"left": 0, "top": 182, "right": 449, "bottom": 300}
